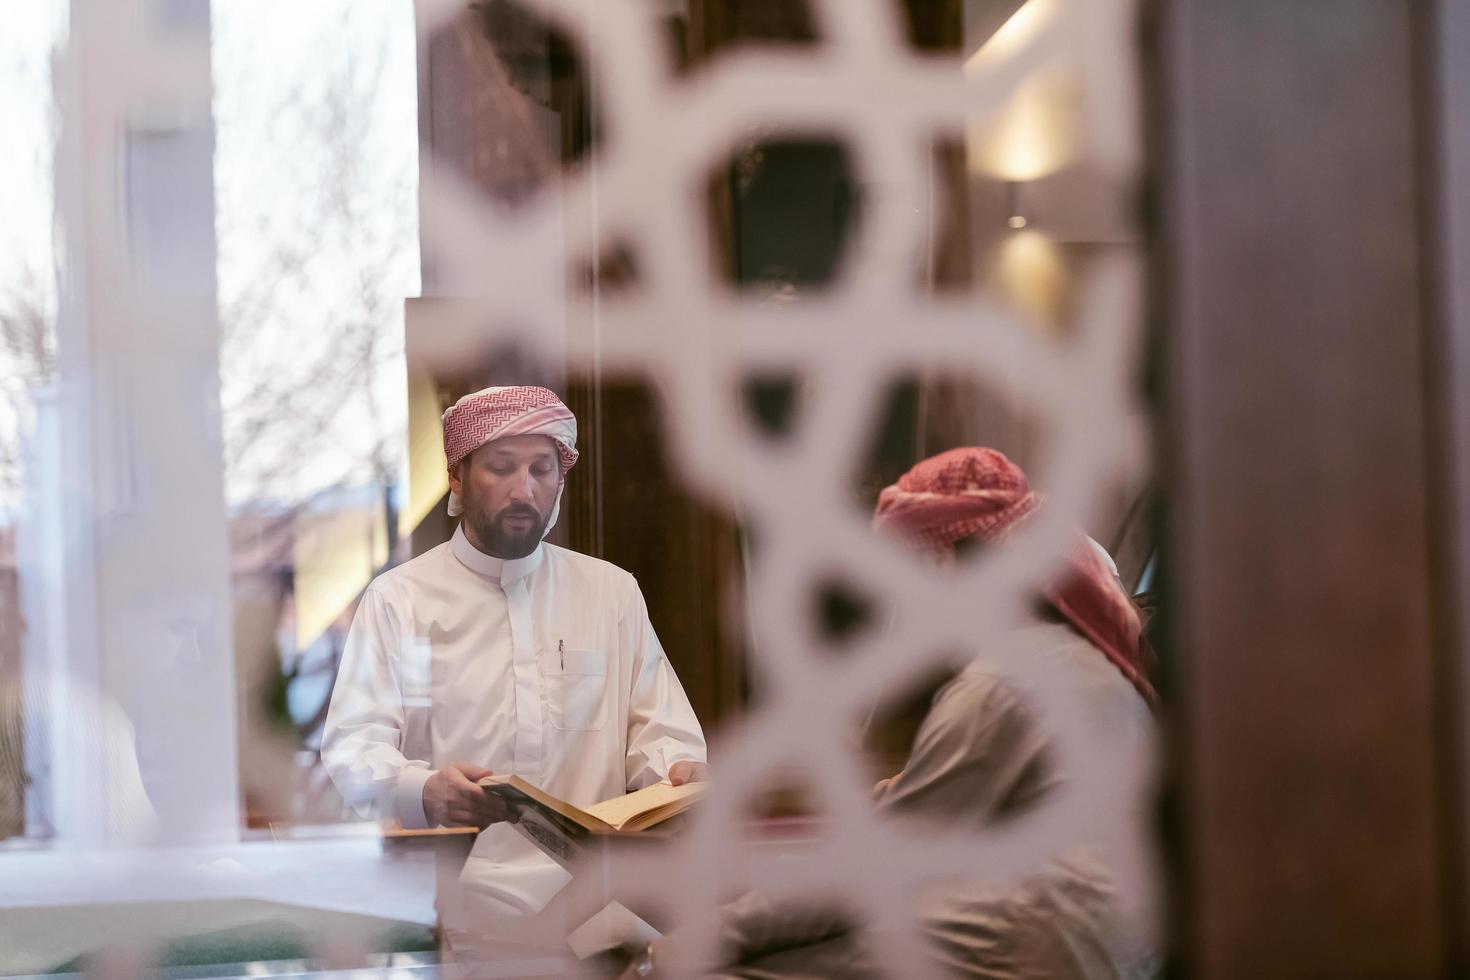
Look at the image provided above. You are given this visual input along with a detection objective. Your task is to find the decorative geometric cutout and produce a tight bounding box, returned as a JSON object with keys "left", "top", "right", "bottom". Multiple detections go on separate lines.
{"left": 571, "top": 239, "right": 641, "bottom": 298}
{"left": 739, "top": 373, "right": 800, "bottom": 440}
{"left": 705, "top": 137, "right": 859, "bottom": 293}
{"left": 896, "top": 0, "right": 1031, "bottom": 56}
{"left": 811, "top": 575, "right": 879, "bottom": 653}
{"left": 659, "top": 0, "right": 820, "bottom": 77}
{"left": 426, "top": 0, "right": 605, "bottom": 208}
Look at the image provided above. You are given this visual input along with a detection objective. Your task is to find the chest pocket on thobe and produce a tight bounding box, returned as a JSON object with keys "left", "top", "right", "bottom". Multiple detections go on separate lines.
{"left": 543, "top": 648, "right": 608, "bottom": 732}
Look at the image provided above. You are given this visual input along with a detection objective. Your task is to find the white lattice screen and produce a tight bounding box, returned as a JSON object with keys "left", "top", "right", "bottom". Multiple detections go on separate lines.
{"left": 409, "top": 1, "right": 1155, "bottom": 977}
{"left": 4, "top": 1, "right": 1155, "bottom": 976}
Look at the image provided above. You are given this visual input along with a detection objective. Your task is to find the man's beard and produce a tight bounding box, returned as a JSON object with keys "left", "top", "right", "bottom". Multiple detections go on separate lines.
{"left": 464, "top": 499, "right": 551, "bottom": 559}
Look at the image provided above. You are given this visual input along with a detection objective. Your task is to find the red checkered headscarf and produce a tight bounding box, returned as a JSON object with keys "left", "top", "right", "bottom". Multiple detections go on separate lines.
{"left": 442, "top": 385, "right": 579, "bottom": 518}
{"left": 874, "top": 448, "right": 1156, "bottom": 706}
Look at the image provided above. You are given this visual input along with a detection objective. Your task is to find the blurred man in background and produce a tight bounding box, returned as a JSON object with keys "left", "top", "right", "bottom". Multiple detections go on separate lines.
{"left": 630, "top": 447, "right": 1155, "bottom": 979}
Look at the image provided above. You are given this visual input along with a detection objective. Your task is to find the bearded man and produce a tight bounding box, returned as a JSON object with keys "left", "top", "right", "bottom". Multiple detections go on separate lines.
{"left": 624, "top": 447, "right": 1154, "bottom": 980}
{"left": 323, "top": 385, "right": 708, "bottom": 916}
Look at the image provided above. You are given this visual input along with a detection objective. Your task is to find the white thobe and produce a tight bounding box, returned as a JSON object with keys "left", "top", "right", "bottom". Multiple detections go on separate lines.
{"left": 322, "top": 526, "right": 707, "bottom": 914}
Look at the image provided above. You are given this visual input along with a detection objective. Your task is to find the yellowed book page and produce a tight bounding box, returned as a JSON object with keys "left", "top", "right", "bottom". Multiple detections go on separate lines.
{"left": 479, "top": 775, "right": 613, "bottom": 833}
{"left": 583, "top": 781, "right": 707, "bottom": 831}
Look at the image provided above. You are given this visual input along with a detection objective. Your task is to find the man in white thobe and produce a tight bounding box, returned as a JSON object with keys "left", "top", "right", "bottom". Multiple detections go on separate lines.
{"left": 322, "top": 385, "right": 708, "bottom": 921}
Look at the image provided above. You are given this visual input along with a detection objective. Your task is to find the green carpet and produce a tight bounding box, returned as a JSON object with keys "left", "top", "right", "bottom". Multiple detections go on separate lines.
{"left": 0, "top": 899, "right": 434, "bottom": 976}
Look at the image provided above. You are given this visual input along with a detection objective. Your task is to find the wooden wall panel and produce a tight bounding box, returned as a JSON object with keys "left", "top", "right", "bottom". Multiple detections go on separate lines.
{"left": 1156, "top": 1, "right": 1445, "bottom": 974}
{"left": 1425, "top": 0, "right": 1470, "bottom": 962}
{"left": 564, "top": 382, "right": 746, "bottom": 730}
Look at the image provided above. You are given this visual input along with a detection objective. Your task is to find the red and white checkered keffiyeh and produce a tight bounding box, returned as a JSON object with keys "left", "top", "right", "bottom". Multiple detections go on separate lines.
{"left": 873, "top": 447, "right": 1157, "bottom": 706}
{"left": 441, "top": 385, "right": 579, "bottom": 517}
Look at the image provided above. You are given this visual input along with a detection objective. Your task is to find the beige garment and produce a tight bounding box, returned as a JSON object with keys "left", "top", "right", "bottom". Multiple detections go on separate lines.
{"left": 708, "top": 619, "right": 1157, "bottom": 979}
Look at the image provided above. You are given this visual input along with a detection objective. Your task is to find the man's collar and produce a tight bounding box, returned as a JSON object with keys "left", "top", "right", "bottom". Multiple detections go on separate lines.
{"left": 450, "top": 524, "right": 543, "bottom": 584}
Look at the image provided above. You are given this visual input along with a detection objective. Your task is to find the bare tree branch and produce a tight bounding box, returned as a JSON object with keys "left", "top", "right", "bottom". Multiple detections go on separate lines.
{"left": 215, "top": 20, "right": 414, "bottom": 510}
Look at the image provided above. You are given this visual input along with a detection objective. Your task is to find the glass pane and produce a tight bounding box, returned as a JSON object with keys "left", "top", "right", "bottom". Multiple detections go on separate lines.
{"left": 0, "top": 1, "right": 1157, "bottom": 976}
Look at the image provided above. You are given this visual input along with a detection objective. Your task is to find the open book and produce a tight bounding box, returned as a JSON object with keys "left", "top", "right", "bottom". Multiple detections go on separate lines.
{"left": 479, "top": 774, "right": 707, "bottom": 865}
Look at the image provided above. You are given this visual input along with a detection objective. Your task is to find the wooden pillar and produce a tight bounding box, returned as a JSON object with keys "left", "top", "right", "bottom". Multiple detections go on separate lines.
{"left": 1426, "top": 0, "right": 1470, "bottom": 964}
{"left": 1154, "top": 1, "right": 1449, "bottom": 974}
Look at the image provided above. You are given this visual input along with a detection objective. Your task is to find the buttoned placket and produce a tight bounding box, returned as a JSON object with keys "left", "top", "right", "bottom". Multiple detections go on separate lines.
{"left": 502, "top": 553, "right": 546, "bottom": 777}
